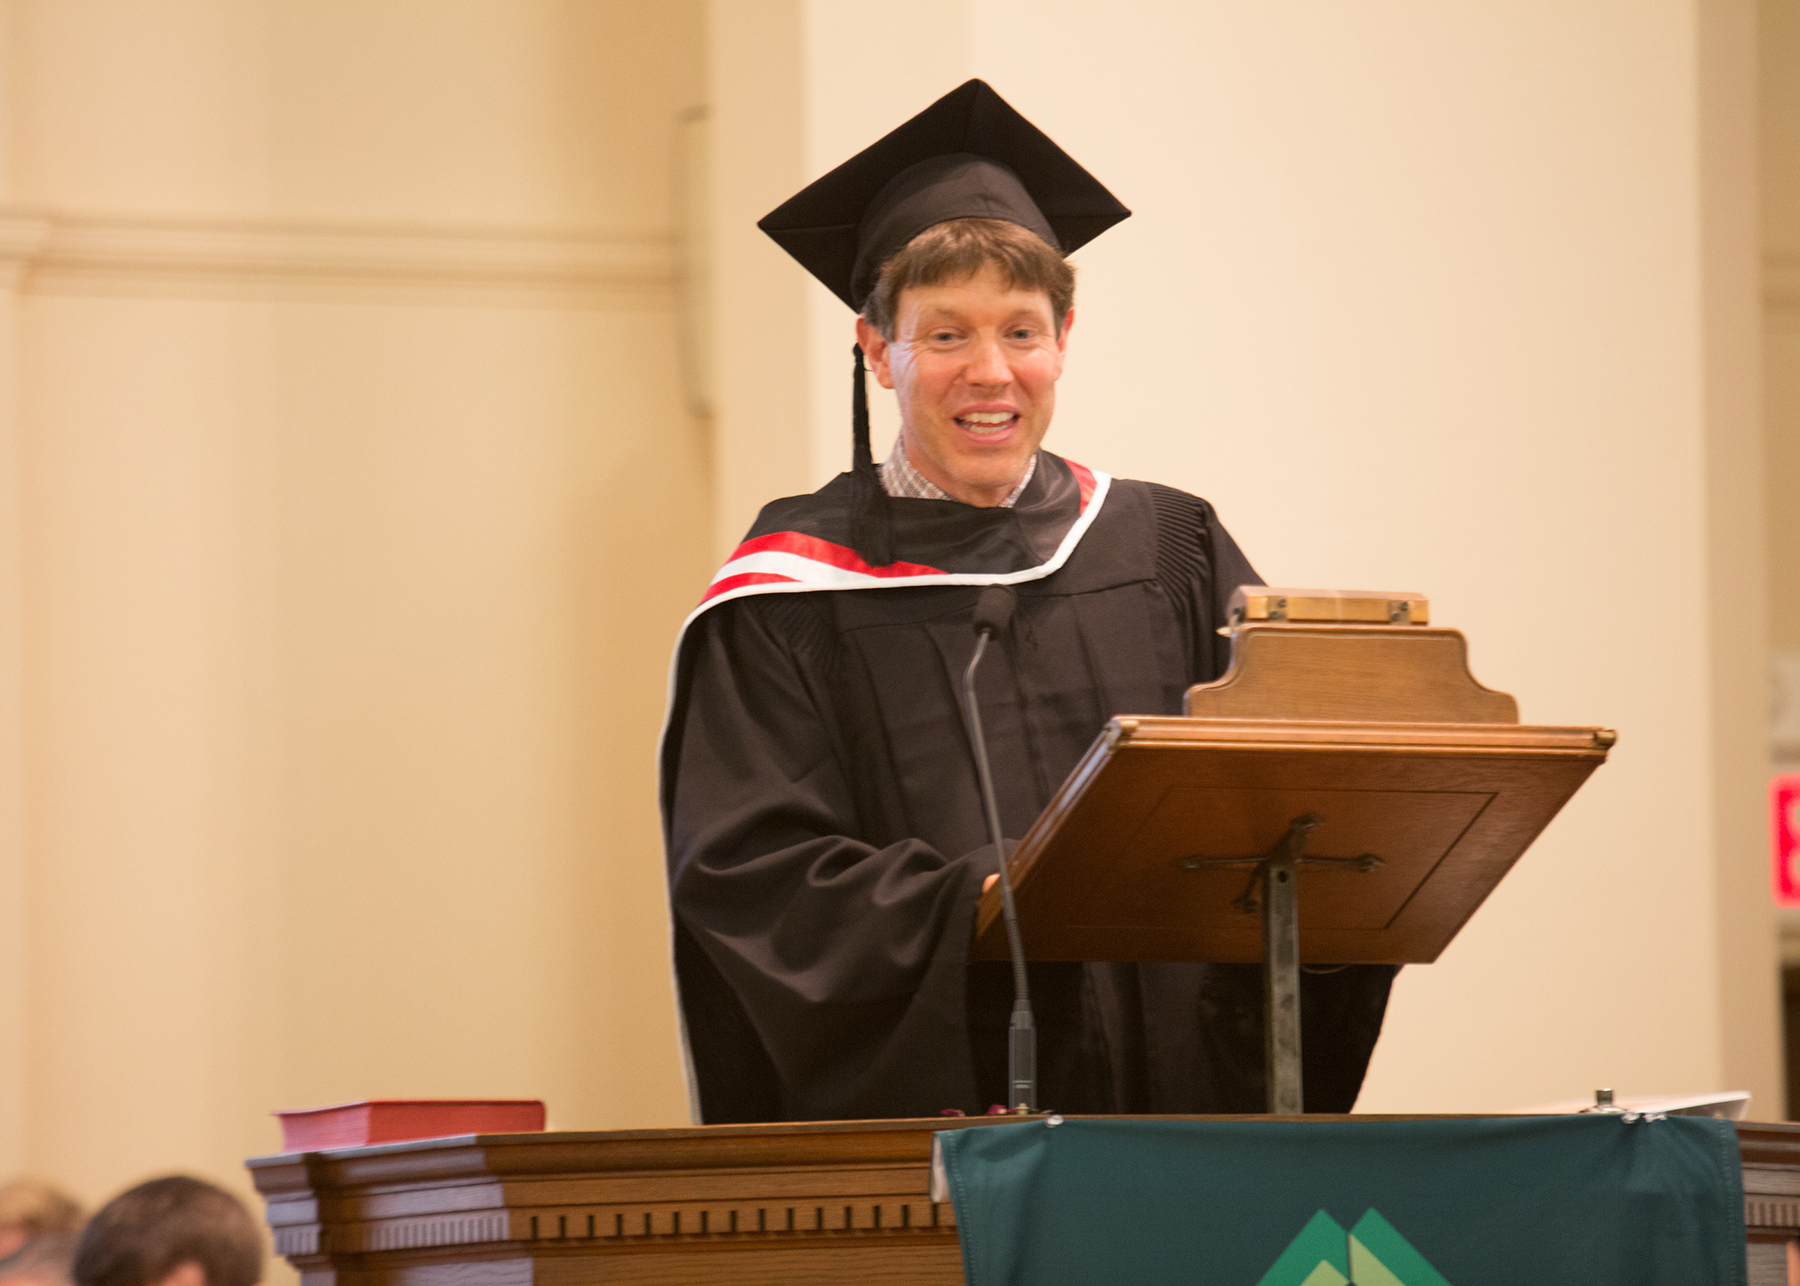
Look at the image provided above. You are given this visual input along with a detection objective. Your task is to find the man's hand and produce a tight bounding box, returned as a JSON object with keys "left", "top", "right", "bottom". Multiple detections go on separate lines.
{"left": 983, "top": 873, "right": 998, "bottom": 893}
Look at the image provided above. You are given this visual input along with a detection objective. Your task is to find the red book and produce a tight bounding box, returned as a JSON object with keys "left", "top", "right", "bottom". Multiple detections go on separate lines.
{"left": 273, "top": 1099, "right": 546, "bottom": 1152}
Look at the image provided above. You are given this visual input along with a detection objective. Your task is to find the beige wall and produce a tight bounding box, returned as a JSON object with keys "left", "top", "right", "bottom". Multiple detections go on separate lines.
{"left": 0, "top": 0, "right": 705, "bottom": 1250}
{"left": 713, "top": 0, "right": 1782, "bottom": 1114}
{"left": 1765, "top": 0, "right": 1800, "bottom": 665}
{"left": 706, "top": 0, "right": 805, "bottom": 563}
{"left": 0, "top": 4, "right": 1788, "bottom": 1271}
{"left": 1763, "top": 4, "right": 1800, "bottom": 981}
{"left": 1700, "top": 0, "right": 1774, "bottom": 1115}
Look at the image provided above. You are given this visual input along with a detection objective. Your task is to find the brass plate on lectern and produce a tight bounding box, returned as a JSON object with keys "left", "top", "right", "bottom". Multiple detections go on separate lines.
{"left": 1230, "top": 586, "right": 1431, "bottom": 627}
{"left": 970, "top": 718, "right": 1610, "bottom": 965}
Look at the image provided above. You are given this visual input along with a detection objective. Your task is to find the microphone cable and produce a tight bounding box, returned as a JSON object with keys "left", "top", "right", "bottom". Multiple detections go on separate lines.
{"left": 962, "top": 583, "right": 1035, "bottom": 1115}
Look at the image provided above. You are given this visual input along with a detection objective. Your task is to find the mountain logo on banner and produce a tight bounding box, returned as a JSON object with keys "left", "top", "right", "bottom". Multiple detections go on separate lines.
{"left": 1255, "top": 1208, "right": 1452, "bottom": 1286}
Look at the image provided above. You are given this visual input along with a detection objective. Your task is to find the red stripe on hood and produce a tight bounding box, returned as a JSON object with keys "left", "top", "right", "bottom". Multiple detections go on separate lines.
{"left": 1068, "top": 459, "right": 1097, "bottom": 511}
{"left": 703, "top": 571, "right": 801, "bottom": 601}
{"left": 703, "top": 459, "right": 1097, "bottom": 603}
{"left": 723, "top": 530, "right": 945, "bottom": 578}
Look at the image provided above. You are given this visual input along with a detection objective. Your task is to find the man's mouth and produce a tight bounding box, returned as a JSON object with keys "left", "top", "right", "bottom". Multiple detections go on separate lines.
{"left": 956, "top": 411, "right": 1018, "bottom": 436}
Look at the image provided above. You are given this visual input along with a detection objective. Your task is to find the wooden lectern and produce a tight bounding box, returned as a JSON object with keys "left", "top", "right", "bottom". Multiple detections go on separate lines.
{"left": 970, "top": 588, "right": 1614, "bottom": 1112}
{"left": 250, "top": 594, "right": 1800, "bottom": 1285}
{"left": 247, "top": 1120, "right": 1800, "bottom": 1286}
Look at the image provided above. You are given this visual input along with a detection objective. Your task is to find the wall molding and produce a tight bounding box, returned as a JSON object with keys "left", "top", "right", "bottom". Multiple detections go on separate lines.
{"left": 0, "top": 208, "right": 679, "bottom": 307}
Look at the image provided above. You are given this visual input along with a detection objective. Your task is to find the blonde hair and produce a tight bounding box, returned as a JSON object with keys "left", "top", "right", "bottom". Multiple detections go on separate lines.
{"left": 0, "top": 1180, "right": 83, "bottom": 1236}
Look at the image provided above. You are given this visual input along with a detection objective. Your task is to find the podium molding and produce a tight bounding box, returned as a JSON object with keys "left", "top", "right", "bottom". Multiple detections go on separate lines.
{"left": 248, "top": 1120, "right": 1800, "bottom": 1286}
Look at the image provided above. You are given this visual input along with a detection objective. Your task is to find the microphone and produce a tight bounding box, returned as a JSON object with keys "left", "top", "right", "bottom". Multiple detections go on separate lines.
{"left": 971, "top": 584, "right": 1016, "bottom": 638}
{"left": 961, "top": 584, "right": 1035, "bottom": 1115}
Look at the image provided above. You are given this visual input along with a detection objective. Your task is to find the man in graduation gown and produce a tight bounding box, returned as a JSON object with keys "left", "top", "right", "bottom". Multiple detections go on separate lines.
{"left": 661, "top": 80, "right": 1395, "bottom": 1124}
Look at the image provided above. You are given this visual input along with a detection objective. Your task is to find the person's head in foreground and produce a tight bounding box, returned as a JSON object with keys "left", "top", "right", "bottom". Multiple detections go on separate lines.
{"left": 72, "top": 1179, "right": 261, "bottom": 1286}
{"left": 0, "top": 1232, "right": 78, "bottom": 1286}
{"left": 0, "top": 1180, "right": 83, "bottom": 1261}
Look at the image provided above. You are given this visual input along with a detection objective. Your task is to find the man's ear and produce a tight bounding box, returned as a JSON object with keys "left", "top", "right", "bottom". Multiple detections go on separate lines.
{"left": 148, "top": 1262, "right": 206, "bottom": 1286}
{"left": 854, "top": 316, "right": 896, "bottom": 390}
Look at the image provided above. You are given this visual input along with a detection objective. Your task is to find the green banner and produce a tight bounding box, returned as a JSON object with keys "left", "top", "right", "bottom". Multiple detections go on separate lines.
{"left": 936, "top": 1116, "right": 1745, "bottom": 1285}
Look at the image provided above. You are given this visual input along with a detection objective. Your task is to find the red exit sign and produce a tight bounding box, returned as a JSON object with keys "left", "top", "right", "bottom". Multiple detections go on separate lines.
{"left": 1774, "top": 774, "right": 1800, "bottom": 905}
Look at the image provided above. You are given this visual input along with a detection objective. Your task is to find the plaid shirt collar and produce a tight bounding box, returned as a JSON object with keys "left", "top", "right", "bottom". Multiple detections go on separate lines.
{"left": 880, "top": 442, "right": 1038, "bottom": 508}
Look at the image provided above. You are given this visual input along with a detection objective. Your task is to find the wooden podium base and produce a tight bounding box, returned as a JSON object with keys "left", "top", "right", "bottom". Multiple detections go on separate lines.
{"left": 248, "top": 1118, "right": 1800, "bottom": 1286}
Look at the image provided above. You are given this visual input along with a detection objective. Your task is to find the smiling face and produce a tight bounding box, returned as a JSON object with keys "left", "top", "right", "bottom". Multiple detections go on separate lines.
{"left": 856, "top": 264, "right": 1072, "bottom": 507}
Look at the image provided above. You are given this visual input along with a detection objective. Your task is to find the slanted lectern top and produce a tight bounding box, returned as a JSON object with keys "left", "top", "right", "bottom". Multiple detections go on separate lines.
{"left": 968, "top": 586, "right": 1612, "bottom": 1112}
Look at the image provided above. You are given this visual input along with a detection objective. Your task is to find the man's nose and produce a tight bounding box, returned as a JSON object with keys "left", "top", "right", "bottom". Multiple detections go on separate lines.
{"left": 966, "top": 336, "right": 1010, "bottom": 385}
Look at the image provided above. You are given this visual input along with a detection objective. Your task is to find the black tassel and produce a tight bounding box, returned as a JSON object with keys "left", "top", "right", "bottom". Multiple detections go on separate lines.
{"left": 848, "top": 343, "right": 893, "bottom": 567}
{"left": 851, "top": 343, "right": 874, "bottom": 474}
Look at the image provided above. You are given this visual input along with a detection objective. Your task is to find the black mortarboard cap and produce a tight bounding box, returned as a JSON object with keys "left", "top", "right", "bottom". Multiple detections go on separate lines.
{"left": 758, "top": 80, "right": 1129, "bottom": 567}
{"left": 759, "top": 79, "right": 1131, "bottom": 311}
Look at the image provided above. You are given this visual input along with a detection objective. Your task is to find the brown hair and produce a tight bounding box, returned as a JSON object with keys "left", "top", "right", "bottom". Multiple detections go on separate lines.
{"left": 72, "top": 1179, "right": 261, "bottom": 1286}
{"left": 860, "top": 217, "right": 1075, "bottom": 340}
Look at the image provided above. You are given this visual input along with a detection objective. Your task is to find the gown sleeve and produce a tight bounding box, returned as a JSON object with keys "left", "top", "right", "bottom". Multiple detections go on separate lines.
{"left": 663, "top": 593, "right": 990, "bottom": 1122}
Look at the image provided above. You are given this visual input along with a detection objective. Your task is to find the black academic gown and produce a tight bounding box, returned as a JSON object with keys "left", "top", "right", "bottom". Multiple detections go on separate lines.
{"left": 662, "top": 453, "right": 1395, "bottom": 1123}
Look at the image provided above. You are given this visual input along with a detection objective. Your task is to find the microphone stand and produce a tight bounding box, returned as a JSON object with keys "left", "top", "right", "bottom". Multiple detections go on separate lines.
{"left": 962, "top": 590, "right": 1036, "bottom": 1115}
